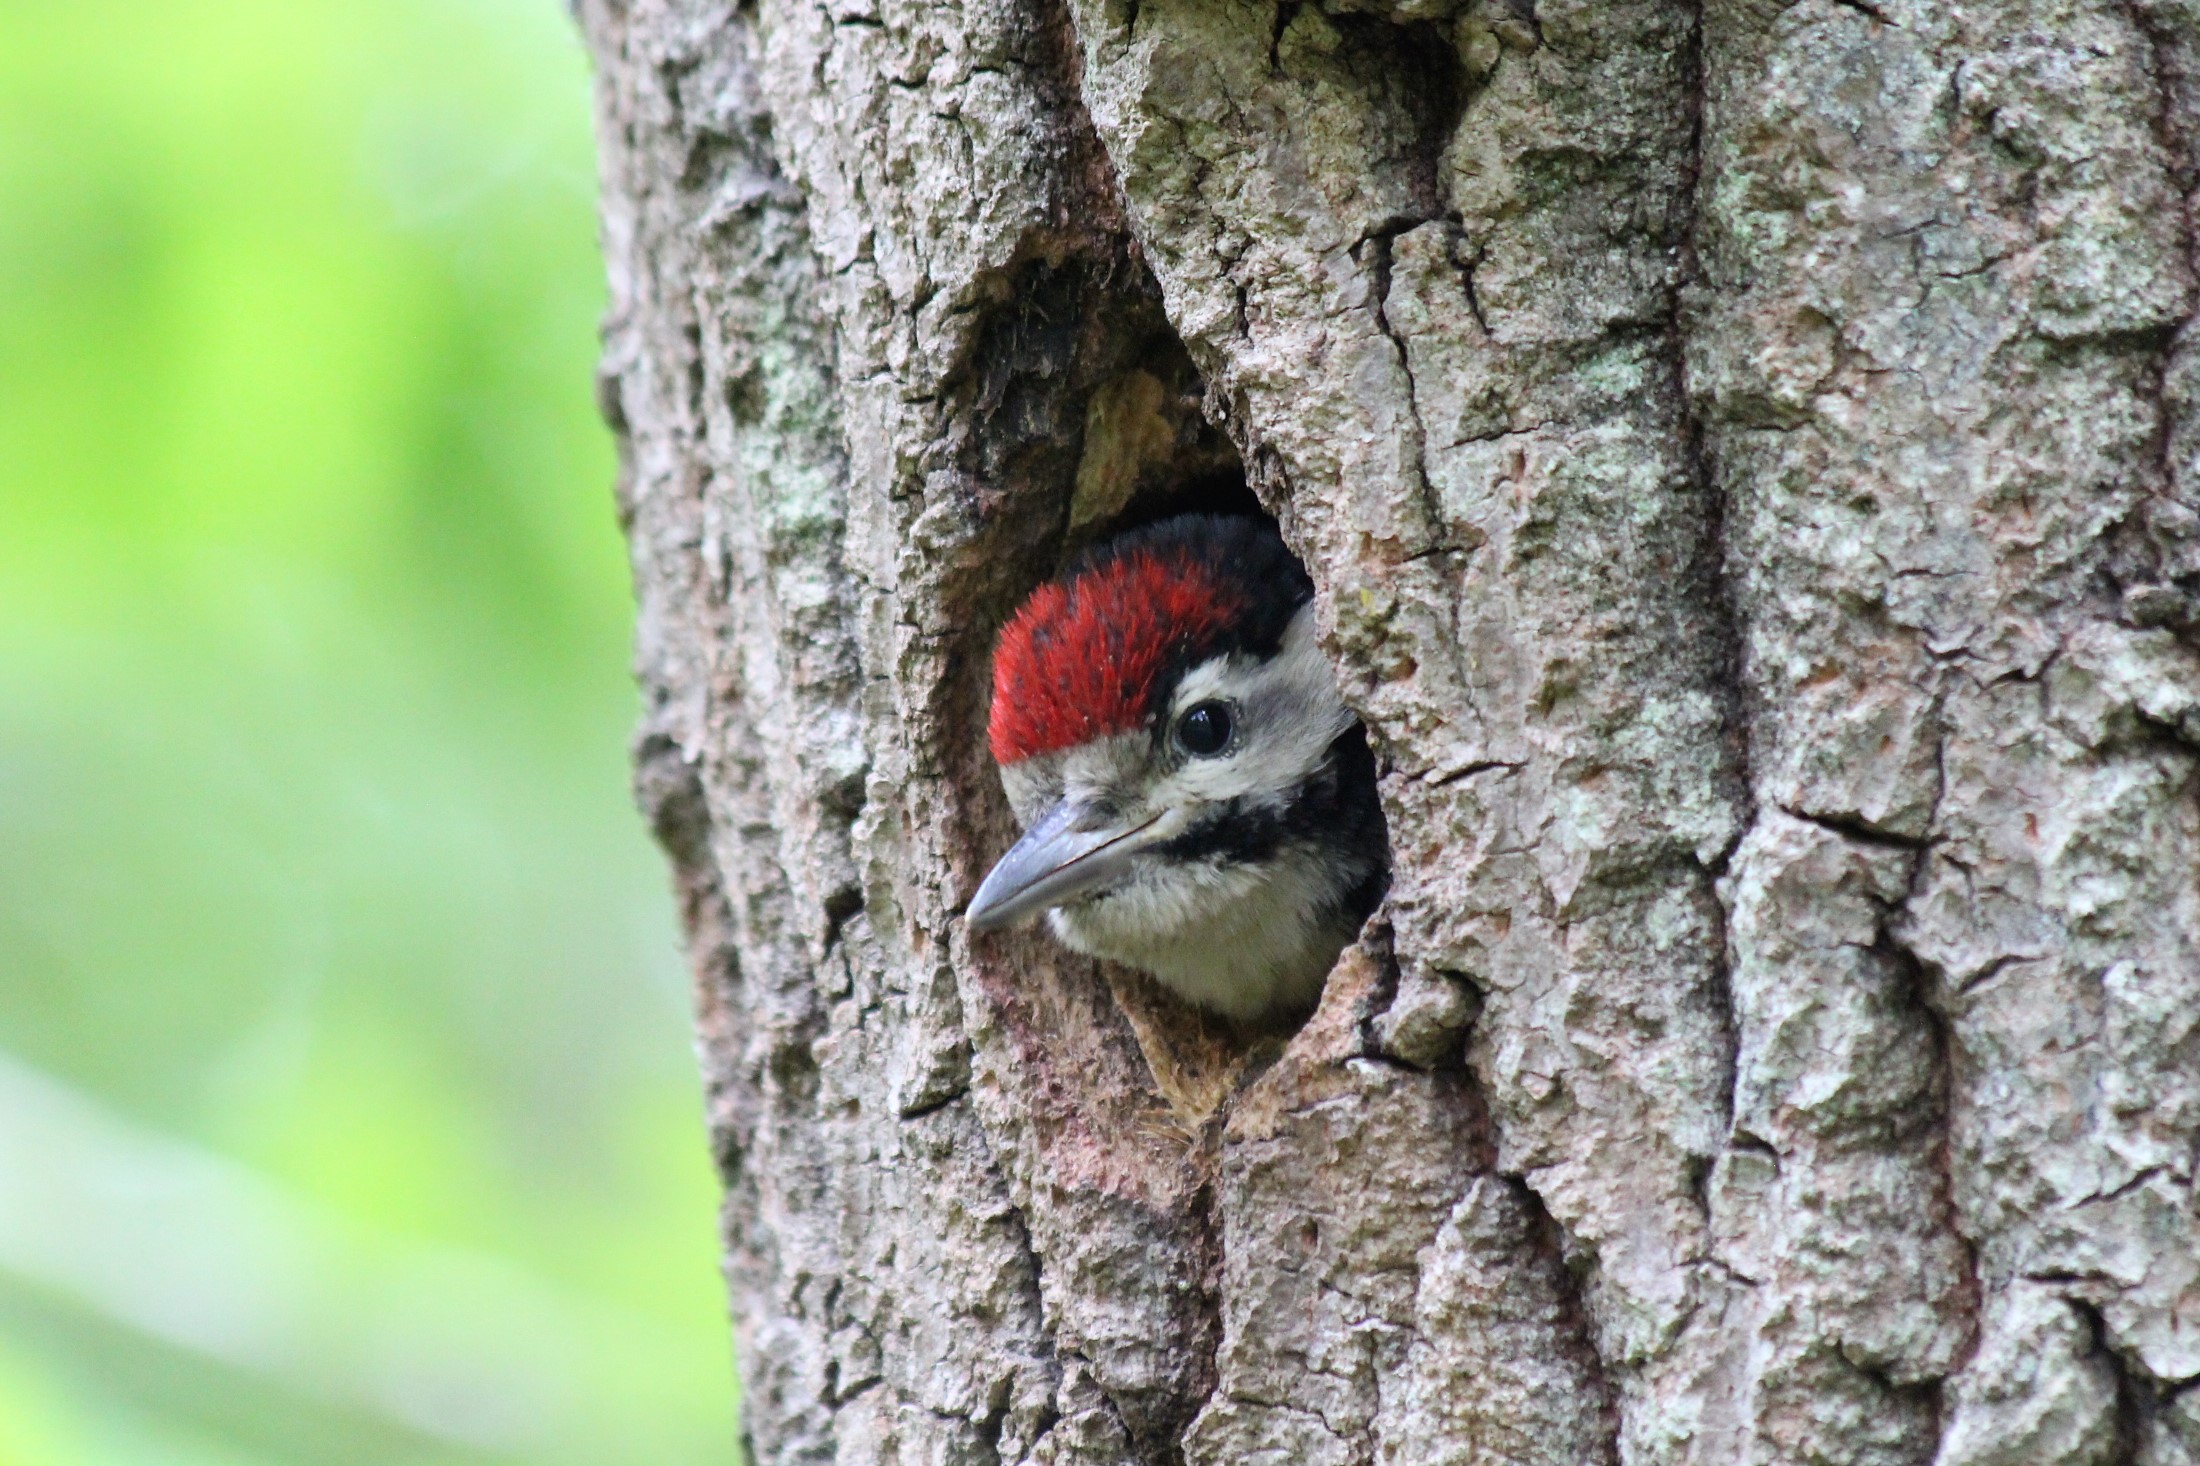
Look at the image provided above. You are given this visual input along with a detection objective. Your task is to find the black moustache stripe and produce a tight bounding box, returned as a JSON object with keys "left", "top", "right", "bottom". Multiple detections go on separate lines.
{"left": 1151, "top": 725, "right": 1387, "bottom": 924}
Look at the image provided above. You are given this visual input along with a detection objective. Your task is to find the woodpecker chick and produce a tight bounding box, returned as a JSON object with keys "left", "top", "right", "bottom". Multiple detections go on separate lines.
{"left": 967, "top": 515, "right": 1386, "bottom": 1022}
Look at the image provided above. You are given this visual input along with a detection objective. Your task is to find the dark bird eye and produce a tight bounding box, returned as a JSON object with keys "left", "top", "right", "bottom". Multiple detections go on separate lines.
{"left": 1175, "top": 700, "right": 1233, "bottom": 757}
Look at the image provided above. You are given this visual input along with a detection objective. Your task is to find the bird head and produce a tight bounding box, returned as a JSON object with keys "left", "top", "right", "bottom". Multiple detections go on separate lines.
{"left": 967, "top": 515, "right": 1385, "bottom": 1021}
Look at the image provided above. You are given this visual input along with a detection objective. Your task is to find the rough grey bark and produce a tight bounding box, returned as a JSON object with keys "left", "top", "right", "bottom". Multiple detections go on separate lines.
{"left": 580, "top": 0, "right": 2200, "bottom": 1458}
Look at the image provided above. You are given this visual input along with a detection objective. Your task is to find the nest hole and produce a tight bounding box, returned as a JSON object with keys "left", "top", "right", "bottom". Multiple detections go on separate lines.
{"left": 947, "top": 250, "right": 1331, "bottom": 1135}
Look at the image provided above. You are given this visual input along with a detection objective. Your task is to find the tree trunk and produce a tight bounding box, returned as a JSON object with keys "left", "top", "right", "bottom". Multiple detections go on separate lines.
{"left": 579, "top": 0, "right": 2200, "bottom": 1458}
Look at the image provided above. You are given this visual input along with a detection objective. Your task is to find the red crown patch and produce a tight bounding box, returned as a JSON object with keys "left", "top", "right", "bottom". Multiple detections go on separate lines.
{"left": 988, "top": 548, "right": 1243, "bottom": 765}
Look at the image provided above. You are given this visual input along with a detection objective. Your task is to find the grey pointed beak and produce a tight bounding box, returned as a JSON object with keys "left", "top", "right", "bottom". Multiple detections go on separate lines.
{"left": 966, "top": 799, "right": 1163, "bottom": 931}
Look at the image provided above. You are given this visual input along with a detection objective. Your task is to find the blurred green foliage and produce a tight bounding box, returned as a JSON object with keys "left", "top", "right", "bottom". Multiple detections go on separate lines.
{"left": 0, "top": 1, "right": 738, "bottom": 1461}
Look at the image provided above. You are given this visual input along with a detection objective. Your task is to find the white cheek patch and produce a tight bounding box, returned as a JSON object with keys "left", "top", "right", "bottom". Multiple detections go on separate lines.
{"left": 1160, "top": 604, "right": 1352, "bottom": 812}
